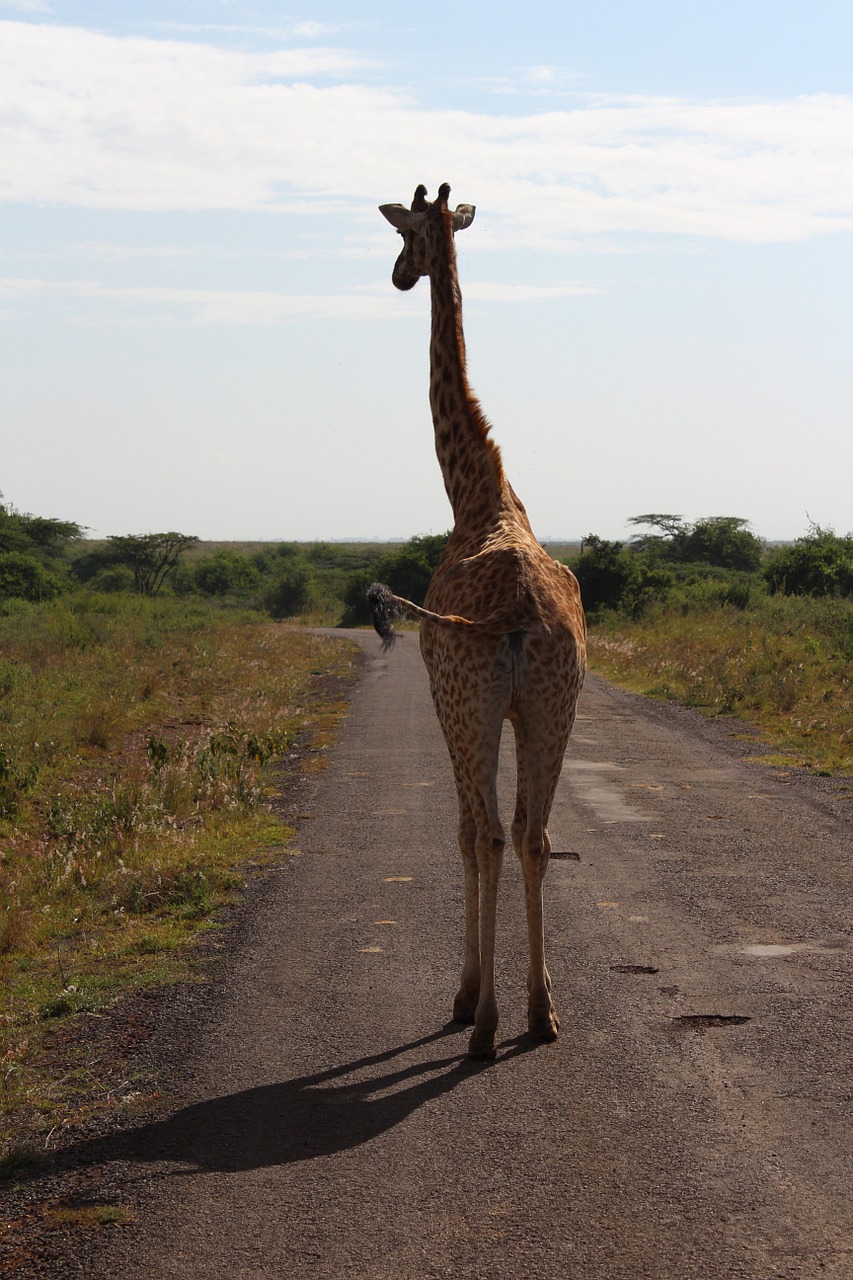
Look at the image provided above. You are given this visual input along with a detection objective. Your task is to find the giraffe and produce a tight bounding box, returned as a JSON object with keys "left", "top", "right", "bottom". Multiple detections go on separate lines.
{"left": 369, "top": 183, "right": 586, "bottom": 1060}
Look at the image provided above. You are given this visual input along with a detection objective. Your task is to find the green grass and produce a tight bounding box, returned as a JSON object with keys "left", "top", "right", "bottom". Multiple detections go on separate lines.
{"left": 44, "top": 1203, "right": 134, "bottom": 1228}
{"left": 0, "top": 592, "right": 359, "bottom": 1154}
{"left": 587, "top": 593, "right": 853, "bottom": 775}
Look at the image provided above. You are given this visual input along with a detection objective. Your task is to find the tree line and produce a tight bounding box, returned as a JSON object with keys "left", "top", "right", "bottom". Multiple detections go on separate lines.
{"left": 570, "top": 515, "right": 853, "bottom": 619}
{"left": 1, "top": 493, "right": 851, "bottom": 621}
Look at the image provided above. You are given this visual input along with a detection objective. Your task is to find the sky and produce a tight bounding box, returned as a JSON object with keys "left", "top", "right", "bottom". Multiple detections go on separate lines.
{"left": 1, "top": 1, "right": 851, "bottom": 544}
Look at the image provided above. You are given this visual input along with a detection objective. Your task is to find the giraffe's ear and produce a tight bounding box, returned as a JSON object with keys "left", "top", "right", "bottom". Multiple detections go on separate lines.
{"left": 452, "top": 204, "right": 476, "bottom": 231}
{"left": 379, "top": 203, "right": 412, "bottom": 231}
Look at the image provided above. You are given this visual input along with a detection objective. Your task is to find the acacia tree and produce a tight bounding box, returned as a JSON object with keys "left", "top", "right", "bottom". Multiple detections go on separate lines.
{"left": 627, "top": 513, "right": 686, "bottom": 541}
{"left": 108, "top": 532, "right": 199, "bottom": 596}
{"left": 0, "top": 495, "right": 83, "bottom": 558}
{"left": 682, "top": 517, "right": 762, "bottom": 571}
{"left": 627, "top": 514, "right": 762, "bottom": 571}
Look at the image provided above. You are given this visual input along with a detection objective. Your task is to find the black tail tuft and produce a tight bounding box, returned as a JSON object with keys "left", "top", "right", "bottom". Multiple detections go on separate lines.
{"left": 366, "top": 582, "right": 398, "bottom": 651}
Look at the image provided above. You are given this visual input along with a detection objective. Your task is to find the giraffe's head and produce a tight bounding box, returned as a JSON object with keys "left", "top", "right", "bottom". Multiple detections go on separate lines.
{"left": 379, "top": 184, "right": 476, "bottom": 291}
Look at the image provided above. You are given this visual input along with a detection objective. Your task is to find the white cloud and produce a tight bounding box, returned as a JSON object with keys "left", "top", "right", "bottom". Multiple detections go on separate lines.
{"left": 0, "top": 276, "right": 417, "bottom": 324}
{"left": 0, "top": 275, "right": 602, "bottom": 323}
{"left": 463, "top": 280, "right": 601, "bottom": 302}
{"left": 291, "top": 22, "right": 341, "bottom": 39}
{"left": 153, "top": 21, "right": 345, "bottom": 41}
{"left": 1, "top": 22, "right": 851, "bottom": 244}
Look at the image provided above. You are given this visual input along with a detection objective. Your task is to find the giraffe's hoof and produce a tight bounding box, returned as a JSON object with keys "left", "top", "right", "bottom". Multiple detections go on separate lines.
{"left": 528, "top": 1008, "right": 560, "bottom": 1042}
{"left": 467, "top": 1027, "right": 497, "bottom": 1060}
{"left": 452, "top": 994, "right": 477, "bottom": 1024}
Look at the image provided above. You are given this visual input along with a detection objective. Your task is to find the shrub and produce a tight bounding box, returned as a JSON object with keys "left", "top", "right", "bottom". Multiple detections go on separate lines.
{"left": 86, "top": 564, "right": 136, "bottom": 593}
{"left": 627, "top": 514, "right": 762, "bottom": 571}
{"left": 0, "top": 552, "right": 63, "bottom": 602}
{"left": 570, "top": 536, "right": 673, "bottom": 617}
{"left": 194, "top": 552, "right": 260, "bottom": 597}
{"left": 263, "top": 564, "right": 312, "bottom": 618}
{"left": 764, "top": 525, "right": 853, "bottom": 597}
{"left": 340, "top": 533, "right": 449, "bottom": 626}
{"left": 570, "top": 536, "right": 633, "bottom": 613}
{"left": 680, "top": 518, "right": 763, "bottom": 572}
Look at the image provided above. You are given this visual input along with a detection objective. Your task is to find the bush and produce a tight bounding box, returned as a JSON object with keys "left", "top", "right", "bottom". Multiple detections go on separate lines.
{"left": 668, "top": 570, "right": 756, "bottom": 615}
{"left": 0, "top": 552, "right": 64, "bottom": 602}
{"left": 71, "top": 546, "right": 121, "bottom": 584}
{"left": 194, "top": 552, "right": 260, "bottom": 597}
{"left": 340, "top": 533, "right": 449, "bottom": 626}
{"left": 86, "top": 564, "right": 136, "bottom": 593}
{"left": 680, "top": 518, "right": 763, "bottom": 572}
{"left": 627, "top": 514, "right": 762, "bottom": 571}
{"left": 764, "top": 525, "right": 853, "bottom": 597}
{"left": 263, "top": 564, "right": 312, "bottom": 618}
{"left": 570, "top": 536, "right": 674, "bottom": 617}
{"left": 570, "top": 536, "right": 633, "bottom": 613}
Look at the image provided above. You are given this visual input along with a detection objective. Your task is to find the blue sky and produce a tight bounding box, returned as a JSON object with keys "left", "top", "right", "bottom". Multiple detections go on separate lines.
{"left": 2, "top": 1, "right": 851, "bottom": 543}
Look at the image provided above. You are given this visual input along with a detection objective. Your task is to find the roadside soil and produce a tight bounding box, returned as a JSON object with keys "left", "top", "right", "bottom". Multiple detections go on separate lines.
{"left": 1, "top": 629, "right": 851, "bottom": 1279}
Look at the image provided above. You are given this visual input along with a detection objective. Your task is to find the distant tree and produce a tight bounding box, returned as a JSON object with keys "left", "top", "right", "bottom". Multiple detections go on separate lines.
{"left": 71, "top": 545, "right": 122, "bottom": 584}
{"left": 0, "top": 495, "right": 83, "bottom": 598}
{"left": 628, "top": 513, "right": 762, "bottom": 571}
{"left": 571, "top": 535, "right": 633, "bottom": 612}
{"left": 764, "top": 524, "right": 853, "bottom": 597}
{"left": 12, "top": 513, "right": 84, "bottom": 556}
{"left": 108, "top": 532, "right": 199, "bottom": 596}
{"left": 681, "top": 517, "right": 763, "bottom": 571}
{"left": 0, "top": 495, "right": 83, "bottom": 562}
{"left": 627, "top": 513, "right": 686, "bottom": 542}
{"left": 379, "top": 534, "right": 448, "bottom": 604}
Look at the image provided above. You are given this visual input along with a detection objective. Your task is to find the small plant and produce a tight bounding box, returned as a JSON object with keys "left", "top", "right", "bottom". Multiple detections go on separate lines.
{"left": 45, "top": 1202, "right": 133, "bottom": 1228}
{"left": 0, "top": 747, "right": 38, "bottom": 818}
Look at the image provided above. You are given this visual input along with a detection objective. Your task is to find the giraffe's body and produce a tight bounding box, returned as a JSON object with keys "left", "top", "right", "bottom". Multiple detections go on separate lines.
{"left": 371, "top": 184, "right": 586, "bottom": 1059}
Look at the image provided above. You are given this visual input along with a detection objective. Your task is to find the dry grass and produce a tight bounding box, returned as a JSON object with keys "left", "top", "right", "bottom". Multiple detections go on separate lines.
{"left": 588, "top": 594, "right": 852, "bottom": 775}
{"left": 0, "top": 593, "right": 359, "bottom": 1154}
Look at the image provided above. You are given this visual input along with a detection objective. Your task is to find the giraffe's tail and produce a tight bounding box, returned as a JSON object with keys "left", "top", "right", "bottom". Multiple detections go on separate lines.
{"left": 366, "top": 582, "right": 481, "bottom": 651}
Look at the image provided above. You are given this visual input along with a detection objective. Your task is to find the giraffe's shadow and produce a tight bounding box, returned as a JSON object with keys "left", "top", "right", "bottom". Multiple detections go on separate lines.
{"left": 63, "top": 1026, "right": 538, "bottom": 1177}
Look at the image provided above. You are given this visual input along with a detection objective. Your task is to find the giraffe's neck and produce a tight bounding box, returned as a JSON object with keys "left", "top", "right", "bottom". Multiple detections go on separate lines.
{"left": 427, "top": 216, "right": 504, "bottom": 525}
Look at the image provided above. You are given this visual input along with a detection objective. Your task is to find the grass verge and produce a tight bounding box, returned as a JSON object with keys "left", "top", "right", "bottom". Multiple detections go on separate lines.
{"left": 587, "top": 594, "right": 852, "bottom": 775}
{"left": 0, "top": 593, "right": 359, "bottom": 1162}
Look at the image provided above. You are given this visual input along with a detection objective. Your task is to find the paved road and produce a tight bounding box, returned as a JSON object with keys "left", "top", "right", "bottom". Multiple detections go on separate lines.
{"left": 47, "top": 631, "right": 853, "bottom": 1278}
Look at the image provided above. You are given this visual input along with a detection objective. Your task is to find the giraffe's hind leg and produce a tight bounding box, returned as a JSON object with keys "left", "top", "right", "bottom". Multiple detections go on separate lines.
{"left": 512, "top": 719, "right": 567, "bottom": 1042}
{"left": 466, "top": 803, "right": 504, "bottom": 1060}
{"left": 447, "top": 739, "right": 504, "bottom": 1060}
{"left": 452, "top": 788, "right": 480, "bottom": 1025}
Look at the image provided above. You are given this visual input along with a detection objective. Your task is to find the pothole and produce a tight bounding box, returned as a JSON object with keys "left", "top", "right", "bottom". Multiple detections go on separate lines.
{"left": 610, "top": 964, "right": 659, "bottom": 975}
{"left": 550, "top": 851, "right": 581, "bottom": 860}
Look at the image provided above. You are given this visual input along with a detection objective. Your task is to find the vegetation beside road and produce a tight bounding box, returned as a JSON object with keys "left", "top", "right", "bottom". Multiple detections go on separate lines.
{"left": 570, "top": 517, "right": 852, "bottom": 775}
{"left": 0, "top": 589, "right": 357, "bottom": 1161}
{"left": 587, "top": 596, "right": 852, "bottom": 774}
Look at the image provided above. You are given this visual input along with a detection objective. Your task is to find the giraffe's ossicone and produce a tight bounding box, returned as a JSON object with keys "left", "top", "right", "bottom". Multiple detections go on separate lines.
{"left": 370, "top": 184, "right": 586, "bottom": 1060}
